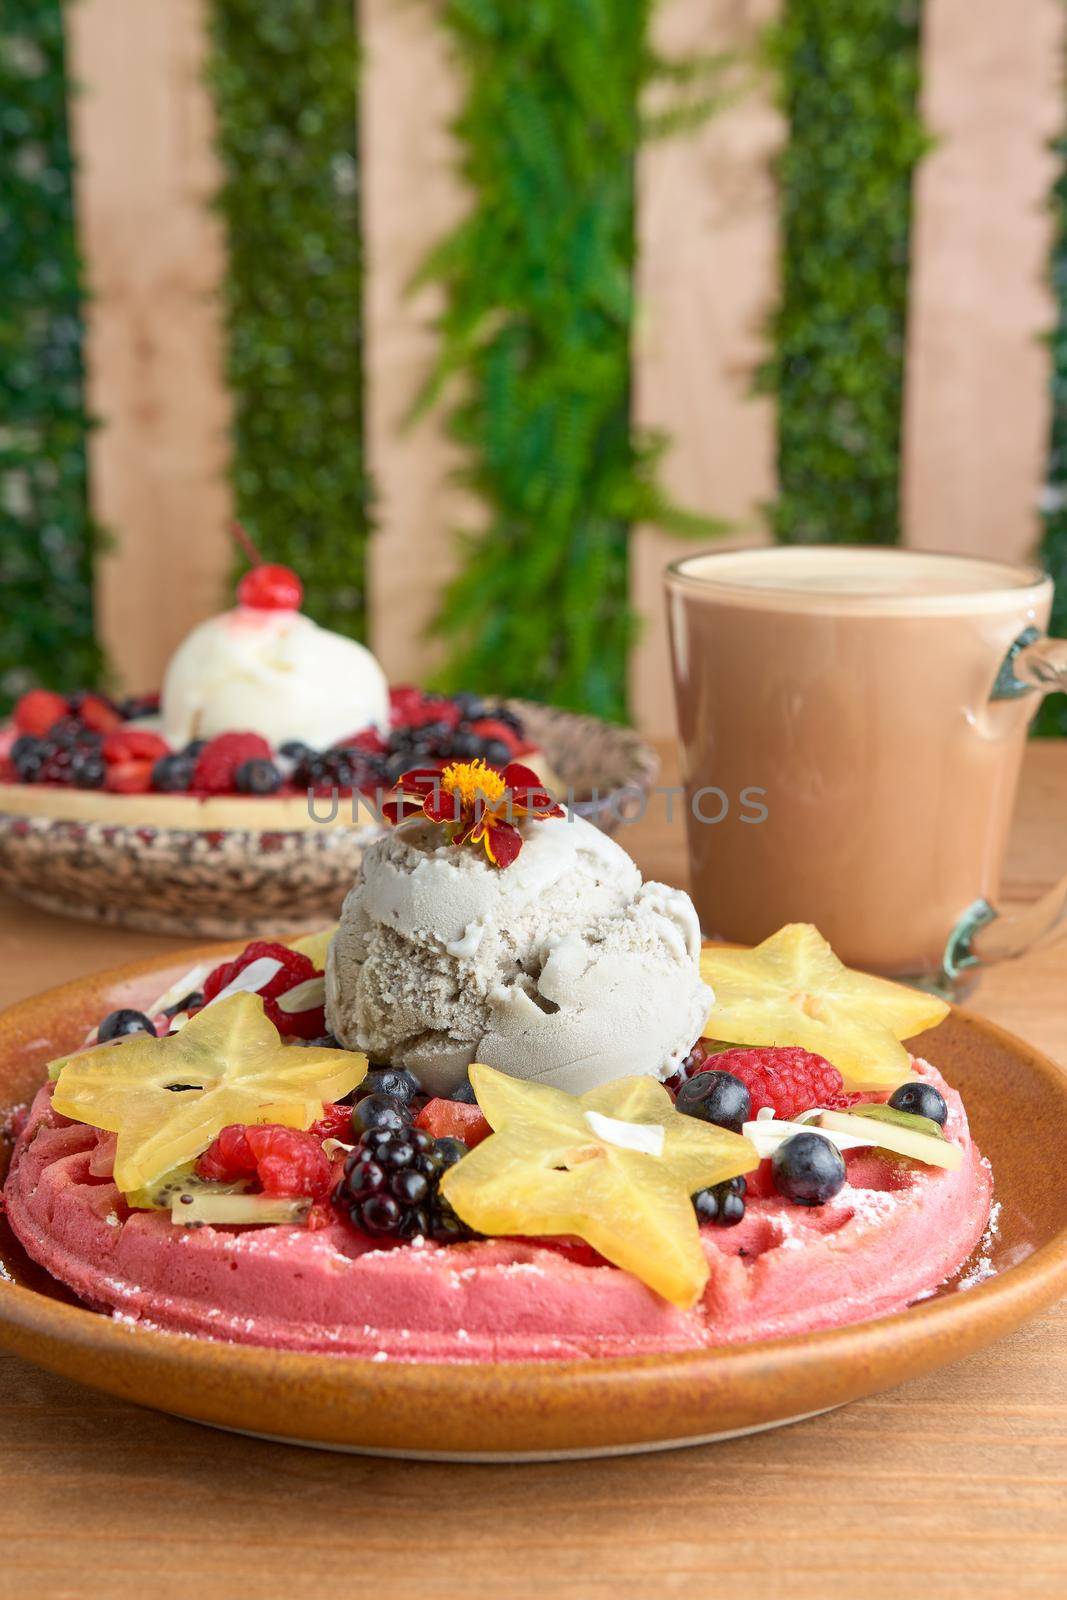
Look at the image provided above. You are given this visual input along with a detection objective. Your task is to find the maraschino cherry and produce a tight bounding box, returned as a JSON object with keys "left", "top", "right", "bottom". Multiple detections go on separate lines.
{"left": 237, "top": 564, "right": 303, "bottom": 611}
{"left": 231, "top": 521, "right": 303, "bottom": 611}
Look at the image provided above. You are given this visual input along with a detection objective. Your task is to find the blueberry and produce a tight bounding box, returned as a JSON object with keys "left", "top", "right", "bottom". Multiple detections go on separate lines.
{"left": 449, "top": 1075, "right": 478, "bottom": 1105}
{"left": 163, "top": 989, "right": 203, "bottom": 1019}
{"left": 888, "top": 1080, "right": 948, "bottom": 1127}
{"left": 151, "top": 753, "right": 195, "bottom": 793}
{"left": 452, "top": 692, "right": 487, "bottom": 720}
{"left": 771, "top": 1132, "right": 846, "bottom": 1206}
{"left": 183, "top": 739, "right": 206, "bottom": 759}
{"left": 674, "top": 1069, "right": 751, "bottom": 1133}
{"left": 118, "top": 694, "right": 160, "bottom": 721}
{"left": 350, "top": 1093, "right": 412, "bottom": 1138}
{"left": 235, "top": 758, "right": 282, "bottom": 795}
{"left": 279, "top": 740, "right": 315, "bottom": 762}
{"left": 481, "top": 738, "right": 512, "bottom": 767}
{"left": 361, "top": 1067, "right": 422, "bottom": 1103}
{"left": 98, "top": 1008, "right": 157, "bottom": 1043}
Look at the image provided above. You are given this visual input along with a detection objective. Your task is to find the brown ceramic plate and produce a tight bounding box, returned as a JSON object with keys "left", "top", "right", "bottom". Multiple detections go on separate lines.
{"left": 0, "top": 944, "right": 1065, "bottom": 1460}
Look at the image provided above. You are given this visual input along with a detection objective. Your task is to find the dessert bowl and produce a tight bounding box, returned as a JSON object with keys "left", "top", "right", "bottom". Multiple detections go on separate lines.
{"left": 0, "top": 701, "right": 658, "bottom": 939}
{"left": 0, "top": 943, "right": 1064, "bottom": 1460}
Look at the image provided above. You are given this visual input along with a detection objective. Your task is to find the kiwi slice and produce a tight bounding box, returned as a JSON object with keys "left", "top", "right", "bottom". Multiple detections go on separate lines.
{"left": 170, "top": 1192, "right": 310, "bottom": 1227}
{"left": 844, "top": 1103, "right": 946, "bottom": 1141}
{"left": 818, "top": 1109, "right": 962, "bottom": 1171}
{"left": 124, "top": 1164, "right": 245, "bottom": 1211}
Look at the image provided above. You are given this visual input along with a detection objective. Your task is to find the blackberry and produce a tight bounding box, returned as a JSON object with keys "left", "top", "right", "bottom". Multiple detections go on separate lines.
{"left": 335, "top": 1126, "right": 475, "bottom": 1242}
{"left": 279, "top": 740, "right": 315, "bottom": 762}
{"left": 70, "top": 750, "right": 106, "bottom": 790}
{"left": 481, "top": 738, "right": 512, "bottom": 767}
{"left": 692, "top": 1175, "right": 746, "bottom": 1227}
{"left": 11, "top": 735, "right": 46, "bottom": 781}
{"left": 447, "top": 729, "right": 484, "bottom": 761}
{"left": 488, "top": 706, "right": 524, "bottom": 736}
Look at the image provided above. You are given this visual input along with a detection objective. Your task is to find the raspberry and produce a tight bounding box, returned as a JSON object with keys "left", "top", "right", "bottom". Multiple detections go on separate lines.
{"left": 102, "top": 728, "right": 170, "bottom": 764}
{"left": 196, "top": 1123, "right": 333, "bottom": 1200}
{"left": 192, "top": 732, "right": 272, "bottom": 795}
{"left": 13, "top": 689, "right": 68, "bottom": 736}
{"left": 695, "top": 1046, "right": 860, "bottom": 1122}
{"left": 237, "top": 564, "right": 303, "bottom": 611}
{"left": 201, "top": 939, "right": 325, "bottom": 1037}
{"left": 310, "top": 1102, "right": 356, "bottom": 1143}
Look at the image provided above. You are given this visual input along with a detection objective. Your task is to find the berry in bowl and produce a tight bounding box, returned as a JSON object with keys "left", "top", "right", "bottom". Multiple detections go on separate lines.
{"left": 0, "top": 561, "right": 656, "bottom": 937}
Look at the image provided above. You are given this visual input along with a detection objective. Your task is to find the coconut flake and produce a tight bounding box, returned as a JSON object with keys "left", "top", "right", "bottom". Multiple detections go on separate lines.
{"left": 584, "top": 1109, "right": 666, "bottom": 1158}
{"left": 205, "top": 957, "right": 284, "bottom": 1006}
{"left": 276, "top": 976, "right": 326, "bottom": 1014}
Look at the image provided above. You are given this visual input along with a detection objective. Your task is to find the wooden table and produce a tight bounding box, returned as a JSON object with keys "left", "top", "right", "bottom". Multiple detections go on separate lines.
{"left": 1, "top": 745, "right": 1065, "bottom": 1600}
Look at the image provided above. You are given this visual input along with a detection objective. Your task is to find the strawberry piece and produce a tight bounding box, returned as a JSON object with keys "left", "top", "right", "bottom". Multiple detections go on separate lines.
{"left": 77, "top": 694, "right": 122, "bottom": 734}
{"left": 192, "top": 731, "right": 272, "bottom": 795}
{"left": 13, "top": 689, "right": 68, "bottom": 736}
{"left": 102, "top": 728, "right": 170, "bottom": 764}
{"left": 696, "top": 1045, "right": 861, "bottom": 1122}
{"left": 469, "top": 717, "right": 521, "bottom": 755}
{"left": 237, "top": 564, "right": 303, "bottom": 611}
{"left": 196, "top": 1123, "right": 333, "bottom": 1200}
{"left": 415, "top": 1098, "right": 492, "bottom": 1147}
{"left": 105, "top": 759, "right": 154, "bottom": 794}
{"left": 201, "top": 939, "right": 325, "bottom": 1037}
{"left": 388, "top": 686, "right": 461, "bottom": 730}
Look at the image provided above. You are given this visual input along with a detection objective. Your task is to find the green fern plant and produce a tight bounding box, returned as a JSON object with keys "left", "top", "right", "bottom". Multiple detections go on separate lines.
{"left": 208, "top": 0, "right": 370, "bottom": 638}
{"left": 420, "top": 0, "right": 724, "bottom": 724}
{"left": 0, "top": 1, "right": 102, "bottom": 711}
{"left": 759, "top": 0, "right": 927, "bottom": 546}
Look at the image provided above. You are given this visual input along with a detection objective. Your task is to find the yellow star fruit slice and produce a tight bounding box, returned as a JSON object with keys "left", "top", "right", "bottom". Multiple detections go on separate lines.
{"left": 51, "top": 991, "right": 366, "bottom": 1196}
{"left": 287, "top": 926, "right": 337, "bottom": 970}
{"left": 440, "top": 1065, "right": 759, "bottom": 1309}
{"left": 700, "top": 923, "right": 949, "bottom": 1091}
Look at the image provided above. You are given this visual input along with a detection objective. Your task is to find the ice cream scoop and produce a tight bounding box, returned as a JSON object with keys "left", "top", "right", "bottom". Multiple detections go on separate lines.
{"left": 325, "top": 812, "right": 712, "bottom": 1096}
{"left": 161, "top": 593, "right": 389, "bottom": 750}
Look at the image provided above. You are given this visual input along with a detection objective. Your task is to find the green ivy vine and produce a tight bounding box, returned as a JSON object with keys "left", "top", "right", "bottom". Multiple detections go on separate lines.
{"left": 1035, "top": 134, "right": 1067, "bottom": 736}
{"left": 208, "top": 0, "right": 370, "bottom": 638}
{"left": 419, "top": 0, "right": 720, "bottom": 724}
{"left": 760, "top": 0, "right": 926, "bottom": 546}
{"left": 0, "top": 1, "right": 102, "bottom": 711}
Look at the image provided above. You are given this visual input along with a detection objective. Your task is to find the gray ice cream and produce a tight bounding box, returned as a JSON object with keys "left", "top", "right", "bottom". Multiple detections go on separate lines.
{"left": 325, "top": 812, "right": 712, "bottom": 1096}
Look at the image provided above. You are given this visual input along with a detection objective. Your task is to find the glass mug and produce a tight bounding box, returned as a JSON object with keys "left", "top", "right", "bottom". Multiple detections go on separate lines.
{"left": 665, "top": 545, "right": 1067, "bottom": 994}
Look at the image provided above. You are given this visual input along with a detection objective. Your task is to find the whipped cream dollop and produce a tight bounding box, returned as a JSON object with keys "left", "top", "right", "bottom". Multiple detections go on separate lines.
{"left": 161, "top": 605, "right": 388, "bottom": 749}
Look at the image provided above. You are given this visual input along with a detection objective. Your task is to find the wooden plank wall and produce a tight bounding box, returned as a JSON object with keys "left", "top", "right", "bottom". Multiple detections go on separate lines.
{"left": 630, "top": 0, "right": 780, "bottom": 736}
{"left": 67, "top": 0, "right": 233, "bottom": 696}
{"left": 902, "top": 0, "right": 1064, "bottom": 566}
{"left": 65, "top": 0, "right": 1064, "bottom": 731}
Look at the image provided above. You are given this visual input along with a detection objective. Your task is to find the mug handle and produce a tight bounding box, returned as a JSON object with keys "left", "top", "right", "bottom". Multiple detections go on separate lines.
{"left": 944, "top": 629, "right": 1067, "bottom": 981}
